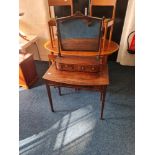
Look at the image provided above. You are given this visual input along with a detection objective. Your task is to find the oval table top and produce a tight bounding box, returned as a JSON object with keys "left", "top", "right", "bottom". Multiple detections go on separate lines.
{"left": 44, "top": 39, "right": 119, "bottom": 57}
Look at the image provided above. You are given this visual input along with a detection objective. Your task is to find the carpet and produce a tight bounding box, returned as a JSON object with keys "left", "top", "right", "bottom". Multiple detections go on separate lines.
{"left": 19, "top": 61, "right": 135, "bottom": 155}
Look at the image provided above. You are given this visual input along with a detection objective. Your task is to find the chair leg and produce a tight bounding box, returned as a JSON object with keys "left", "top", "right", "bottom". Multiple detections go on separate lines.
{"left": 109, "top": 25, "right": 114, "bottom": 43}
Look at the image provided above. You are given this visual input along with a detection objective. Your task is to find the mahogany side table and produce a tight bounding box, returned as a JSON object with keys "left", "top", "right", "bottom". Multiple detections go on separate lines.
{"left": 43, "top": 64, "right": 109, "bottom": 119}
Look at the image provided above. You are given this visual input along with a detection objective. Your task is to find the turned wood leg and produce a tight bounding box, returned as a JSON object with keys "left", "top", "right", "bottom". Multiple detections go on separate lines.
{"left": 100, "top": 86, "right": 107, "bottom": 120}
{"left": 45, "top": 82, "right": 54, "bottom": 112}
{"left": 58, "top": 87, "right": 62, "bottom": 96}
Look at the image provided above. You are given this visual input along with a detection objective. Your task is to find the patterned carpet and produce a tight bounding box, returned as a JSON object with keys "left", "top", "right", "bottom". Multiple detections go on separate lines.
{"left": 19, "top": 61, "right": 135, "bottom": 155}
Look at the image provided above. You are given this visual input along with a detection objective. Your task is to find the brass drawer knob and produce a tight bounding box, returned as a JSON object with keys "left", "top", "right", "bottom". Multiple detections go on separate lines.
{"left": 81, "top": 66, "right": 85, "bottom": 70}
{"left": 92, "top": 67, "right": 95, "bottom": 70}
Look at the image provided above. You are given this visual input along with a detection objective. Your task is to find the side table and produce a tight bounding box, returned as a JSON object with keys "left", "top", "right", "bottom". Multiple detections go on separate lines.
{"left": 19, "top": 35, "right": 41, "bottom": 60}
{"left": 43, "top": 64, "right": 109, "bottom": 119}
{"left": 19, "top": 53, "right": 38, "bottom": 89}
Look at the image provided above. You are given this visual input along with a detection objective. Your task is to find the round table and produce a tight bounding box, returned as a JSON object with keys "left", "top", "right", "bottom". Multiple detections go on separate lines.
{"left": 44, "top": 39, "right": 119, "bottom": 57}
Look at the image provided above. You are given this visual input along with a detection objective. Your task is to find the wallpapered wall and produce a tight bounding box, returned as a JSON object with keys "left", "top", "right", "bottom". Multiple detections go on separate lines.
{"left": 19, "top": 0, "right": 52, "bottom": 61}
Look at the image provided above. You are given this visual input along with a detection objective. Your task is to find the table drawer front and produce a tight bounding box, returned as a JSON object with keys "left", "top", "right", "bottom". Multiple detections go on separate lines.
{"left": 56, "top": 62, "right": 100, "bottom": 73}
{"left": 56, "top": 63, "right": 75, "bottom": 71}
{"left": 78, "top": 65, "right": 100, "bottom": 72}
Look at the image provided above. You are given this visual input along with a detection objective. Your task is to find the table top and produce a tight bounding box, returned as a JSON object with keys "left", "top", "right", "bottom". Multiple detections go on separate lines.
{"left": 19, "top": 53, "right": 32, "bottom": 64}
{"left": 44, "top": 39, "right": 119, "bottom": 56}
{"left": 43, "top": 64, "right": 109, "bottom": 86}
{"left": 19, "top": 35, "right": 38, "bottom": 50}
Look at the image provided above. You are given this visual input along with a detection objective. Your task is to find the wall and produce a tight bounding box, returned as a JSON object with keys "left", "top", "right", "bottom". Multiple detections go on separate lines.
{"left": 19, "top": 0, "right": 52, "bottom": 61}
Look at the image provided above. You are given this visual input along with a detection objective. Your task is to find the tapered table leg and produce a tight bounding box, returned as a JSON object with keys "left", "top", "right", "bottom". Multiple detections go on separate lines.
{"left": 58, "top": 87, "right": 62, "bottom": 96}
{"left": 45, "top": 82, "right": 54, "bottom": 112}
{"left": 100, "top": 92, "right": 103, "bottom": 101}
{"left": 100, "top": 86, "right": 107, "bottom": 120}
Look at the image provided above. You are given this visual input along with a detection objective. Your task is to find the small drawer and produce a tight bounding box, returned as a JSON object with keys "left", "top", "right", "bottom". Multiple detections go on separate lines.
{"left": 80, "top": 66, "right": 85, "bottom": 71}
{"left": 57, "top": 63, "right": 75, "bottom": 71}
{"left": 85, "top": 65, "right": 100, "bottom": 73}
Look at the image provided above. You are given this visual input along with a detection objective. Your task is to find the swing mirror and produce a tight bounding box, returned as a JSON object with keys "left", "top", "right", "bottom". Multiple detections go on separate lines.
{"left": 56, "top": 14, "right": 103, "bottom": 51}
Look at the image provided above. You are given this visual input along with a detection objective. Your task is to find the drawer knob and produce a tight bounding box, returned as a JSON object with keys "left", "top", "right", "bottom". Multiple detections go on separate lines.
{"left": 92, "top": 67, "right": 95, "bottom": 70}
{"left": 81, "top": 66, "right": 85, "bottom": 70}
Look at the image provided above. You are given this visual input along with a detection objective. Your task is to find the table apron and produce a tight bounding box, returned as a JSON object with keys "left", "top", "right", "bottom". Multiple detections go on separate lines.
{"left": 45, "top": 80, "right": 107, "bottom": 91}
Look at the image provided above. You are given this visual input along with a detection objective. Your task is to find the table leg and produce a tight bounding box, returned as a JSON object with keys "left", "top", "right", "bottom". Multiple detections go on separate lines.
{"left": 58, "top": 87, "right": 62, "bottom": 96}
{"left": 100, "top": 92, "right": 103, "bottom": 101}
{"left": 45, "top": 82, "right": 54, "bottom": 112}
{"left": 100, "top": 86, "right": 107, "bottom": 120}
{"left": 34, "top": 42, "right": 41, "bottom": 60}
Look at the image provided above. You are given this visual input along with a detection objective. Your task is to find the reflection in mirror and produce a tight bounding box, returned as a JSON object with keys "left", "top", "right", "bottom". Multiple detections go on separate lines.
{"left": 57, "top": 15, "right": 103, "bottom": 51}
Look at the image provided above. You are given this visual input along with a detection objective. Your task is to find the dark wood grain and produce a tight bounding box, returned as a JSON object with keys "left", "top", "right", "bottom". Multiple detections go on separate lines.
{"left": 61, "top": 38, "right": 99, "bottom": 51}
{"left": 55, "top": 55, "right": 101, "bottom": 73}
{"left": 19, "top": 53, "right": 38, "bottom": 89}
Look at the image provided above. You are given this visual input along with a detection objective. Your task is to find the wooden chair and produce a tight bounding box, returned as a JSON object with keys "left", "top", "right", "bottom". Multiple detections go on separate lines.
{"left": 48, "top": 0, "right": 74, "bottom": 95}
{"left": 48, "top": 0, "right": 73, "bottom": 18}
{"left": 48, "top": 0, "right": 73, "bottom": 48}
{"left": 89, "top": 0, "right": 117, "bottom": 48}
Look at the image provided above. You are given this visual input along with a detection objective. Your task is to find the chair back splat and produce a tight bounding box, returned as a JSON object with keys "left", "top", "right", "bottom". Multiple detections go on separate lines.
{"left": 90, "top": 0, "right": 117, "bottom": 43}
{"left": 48, "top": 0, "right": 73, "bottom": 18}
{"left": 48, "top": 0, "right": 73, "bottom": 48}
